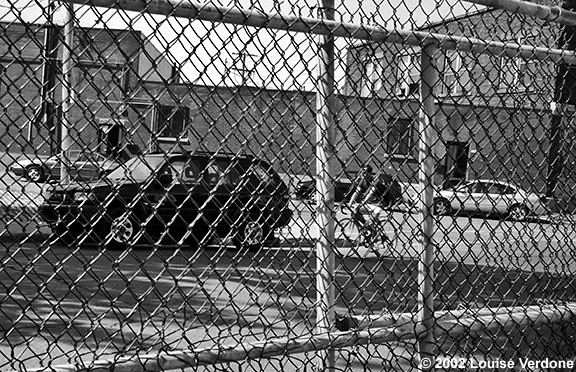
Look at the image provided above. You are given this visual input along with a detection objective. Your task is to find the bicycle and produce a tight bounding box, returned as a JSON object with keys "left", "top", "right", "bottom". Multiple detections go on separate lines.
{"left": 336, "top": 203, "right": 398, "bottom": 257}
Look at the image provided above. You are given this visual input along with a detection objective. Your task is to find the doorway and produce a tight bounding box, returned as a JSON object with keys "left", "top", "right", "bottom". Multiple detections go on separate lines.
{"left": 444, "top": 141, "right": 469, "bottom": 189}
{"left": 98, "top": 118, "right": 125, "bottom": 159}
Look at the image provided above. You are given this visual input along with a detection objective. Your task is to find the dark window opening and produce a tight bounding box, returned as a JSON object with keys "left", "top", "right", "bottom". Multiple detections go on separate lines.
{"left": 387, "top": 118, "right": 414, "bottom": 156}
{"left": 157, "top": 105, "right": 189, "bottom": 139}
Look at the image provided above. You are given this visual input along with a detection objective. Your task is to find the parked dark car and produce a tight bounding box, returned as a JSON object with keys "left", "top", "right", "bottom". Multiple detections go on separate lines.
{"left": 295, "top": 173, "right": 403, "bottom": 207}
{"left": 39, "top": 152, "right": 293, "bottom": 250}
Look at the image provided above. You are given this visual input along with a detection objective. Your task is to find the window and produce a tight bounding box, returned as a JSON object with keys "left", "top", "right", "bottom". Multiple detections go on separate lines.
{"left": 360, "top": 58, "right": 383, "bottom": 97}
{"left": 396, "top": 53, "right": 420, "bottom": 97}
{"left": 386, "top": 118, "right": 414, "bottom": 156}
{"left": 519, "top": 59, "right": 542, "bottom": 89}
{"left": 441, "top": 50, "right": 469, "bottom": 95}
{"left": 156, "top": 105, "right": 189, "bottom": 140}
{"left": 499, "top": 54, "right": 521, "bottom": 91}
{"left": 498, "top": 36, "right": 543, "bottom": 92}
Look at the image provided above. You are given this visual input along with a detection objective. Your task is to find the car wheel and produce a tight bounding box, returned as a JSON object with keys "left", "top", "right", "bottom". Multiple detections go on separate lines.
{"left": 233, "top": 213, "right": 272, "bottom": 252}
{"left": 433, "top": 198, "right": 451, "bottom": 215}
{"left": 508, "top": 204, "right": 529, "bottom": 221}
{"left": 25, "top": 165, "right": 46, "bottom": 183}
{"left": 97, "top": 207, "right": 139, "bottom": 250}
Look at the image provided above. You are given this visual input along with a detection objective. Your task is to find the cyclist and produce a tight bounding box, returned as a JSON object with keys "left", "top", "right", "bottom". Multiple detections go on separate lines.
{"left": 346, "top": 164, "right": 394, "bottom": 244}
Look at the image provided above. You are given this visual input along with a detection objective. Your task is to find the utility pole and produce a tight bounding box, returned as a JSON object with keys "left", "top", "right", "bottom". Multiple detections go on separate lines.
{"left": 28, "top": 0, "right": 59, "bottom": 154}
{"left": 60, "top": 1, "right": 75, "bottom": 185}
{"left": 548, "top": 0, "right": 576, "bottom": 197}
{"left": 315, "top": 0, "right": 336, "bottom": 371}
{"left": 42, "top": 6, "right": 59, "bottom": 155}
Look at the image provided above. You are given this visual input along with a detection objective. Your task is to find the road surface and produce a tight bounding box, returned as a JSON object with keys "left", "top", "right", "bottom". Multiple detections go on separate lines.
{"left": 1, "top": 180, "right": 575, "bottom": 370}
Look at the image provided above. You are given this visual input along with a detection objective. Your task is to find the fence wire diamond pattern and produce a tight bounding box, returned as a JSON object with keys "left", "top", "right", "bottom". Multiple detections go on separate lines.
{"left": 0, "top": 0, "right": 575, "bottom": 371}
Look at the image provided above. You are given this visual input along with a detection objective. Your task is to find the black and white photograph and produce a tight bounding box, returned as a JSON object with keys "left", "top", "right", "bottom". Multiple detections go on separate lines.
{"left": 0, "top": 0, "right": 575, "bottom": 371}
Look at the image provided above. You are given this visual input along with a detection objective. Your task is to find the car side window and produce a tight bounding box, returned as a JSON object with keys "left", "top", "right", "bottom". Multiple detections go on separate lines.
{"left": 207, "top": 160, "right": 232, "bottom": 186}
{"left": 166, "top": 160, "right": 184, "bottom": 183}
{"left": 169, "top": 159, "right": 201, "bottom": 183}
{"left": 502, "top": 185, "right": 515, "bottom": 194}
{"left": 464, "top": 183, "right": 481, "bottom": 193}
{"left": 92, "top": 153, "right": 106, "bottom": 162}
{"left": 474, "top": 182, "right": 487, "bottom": 193}
{"left": 183, "top": 160, "right": 201, "bottom": 183}
{"left": 486, "top": 183, "right": 511, "bottom": 194}
{"left": 485, "top": 183, "right": 501, "bottom": 194}
{"left": 156, "top": 161, "right": 177, "bottom": 183}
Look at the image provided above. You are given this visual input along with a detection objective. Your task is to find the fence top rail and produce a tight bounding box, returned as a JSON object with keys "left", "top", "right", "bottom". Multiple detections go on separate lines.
{"left": 464, "top": 0, "right": 576, "bottom": 26}
{"left": 65, "top": 0, "right": 576, "bottom": 65}
{"left": 18, "top": 302, "right": 576, "bottom": 372}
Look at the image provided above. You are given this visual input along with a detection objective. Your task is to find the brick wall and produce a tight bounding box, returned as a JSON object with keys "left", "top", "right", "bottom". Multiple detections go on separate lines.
{"left": 0, "top": 22, "right": 166, "bottom": 156}
{"left": 341, "top": 6, "right": 560, "bottom": 198}
{"left": 131, "top": 82, "right": 551, "bottom": 194}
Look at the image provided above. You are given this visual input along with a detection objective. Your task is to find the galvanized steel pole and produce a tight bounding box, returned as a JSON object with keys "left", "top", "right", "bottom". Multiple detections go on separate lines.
{"left": 60, "top": 2, "right": 75, "bottom": 185}
{"left": 315, "top": 0, "right": 336, "bottom": 371}
{"left": 417, "top": 43, "right": 439, "bottom": 372}
{"left": 463, "top": 0, "right": 576, "bottom": 26}
{"left": 66, "top": 0, "right": 576, "bottom": 65}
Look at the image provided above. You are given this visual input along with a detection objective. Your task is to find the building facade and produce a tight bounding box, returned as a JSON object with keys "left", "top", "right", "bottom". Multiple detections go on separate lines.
{"left": 3, "top": 11, "right": 575, "bottom": 210}
{"left": 0, "top": 22, "right": 176, "bottom": 157}
{"left": 343, "top": 4, "right": 576, "bottom": 210}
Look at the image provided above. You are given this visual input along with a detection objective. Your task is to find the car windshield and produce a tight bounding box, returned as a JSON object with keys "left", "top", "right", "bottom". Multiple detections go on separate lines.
{"left": 107, "top": 156, "right": 166, "bottom": 182}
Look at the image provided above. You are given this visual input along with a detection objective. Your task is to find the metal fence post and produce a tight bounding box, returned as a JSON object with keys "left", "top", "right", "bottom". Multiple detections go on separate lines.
{"left": 417, "top": 42, "right": 439, "bottom": 371}
{"left": 315, "top": 0, "right": 336, "bottom": 371}
{"left": 60, "top": 2, "right": 75, "bottom": 185}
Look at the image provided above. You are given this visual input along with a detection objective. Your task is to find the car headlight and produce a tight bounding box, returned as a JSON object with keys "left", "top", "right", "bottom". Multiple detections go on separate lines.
{"left": 74, "top": 191, "right": 97, "bottom": 202}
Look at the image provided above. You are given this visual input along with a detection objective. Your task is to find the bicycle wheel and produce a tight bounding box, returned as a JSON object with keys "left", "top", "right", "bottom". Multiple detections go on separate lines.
{"left": 335, "top": 217, "right": 363, "bottom": 255}
{"left": 378, "top": 218, "right": 398, "bottom": 254}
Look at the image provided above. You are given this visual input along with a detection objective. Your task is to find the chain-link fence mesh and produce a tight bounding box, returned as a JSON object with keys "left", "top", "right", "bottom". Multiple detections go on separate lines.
{"left": 1, "top": 0, "right": 576, "bottom": 371}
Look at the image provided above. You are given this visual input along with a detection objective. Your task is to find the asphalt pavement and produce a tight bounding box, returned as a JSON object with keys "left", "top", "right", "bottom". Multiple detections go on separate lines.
{"left": 1, "top": 154, "right": 575, "bottom": 371}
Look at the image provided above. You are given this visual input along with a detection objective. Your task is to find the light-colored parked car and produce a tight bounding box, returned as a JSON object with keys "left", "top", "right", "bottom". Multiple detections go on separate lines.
{"left": 433, "top": 179, "right": 549, "bottom": 221}
{"left": 8, "top": 151, "right": 121, "bottom": 183}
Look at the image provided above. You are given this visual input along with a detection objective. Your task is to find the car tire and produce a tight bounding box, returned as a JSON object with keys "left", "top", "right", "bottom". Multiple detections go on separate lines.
{"left": 433, "top": 198, "right": 451, "bottom": 215}
{"left": 233, "top": 212, "right": 272, "bottom": 252}
{"left": 25, "top": 165, "right": 46, "bottom": 183}
{"left": 508, "top": 204, "right": 529, "bottom": 221}
{"left": 97, "top": 207, "right": 139, "bottom": 250}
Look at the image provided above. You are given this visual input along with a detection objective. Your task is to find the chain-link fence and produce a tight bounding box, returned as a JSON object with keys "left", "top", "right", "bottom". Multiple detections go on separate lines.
{"left": 1, "top": 0, "right": 576, "bottom": 371}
